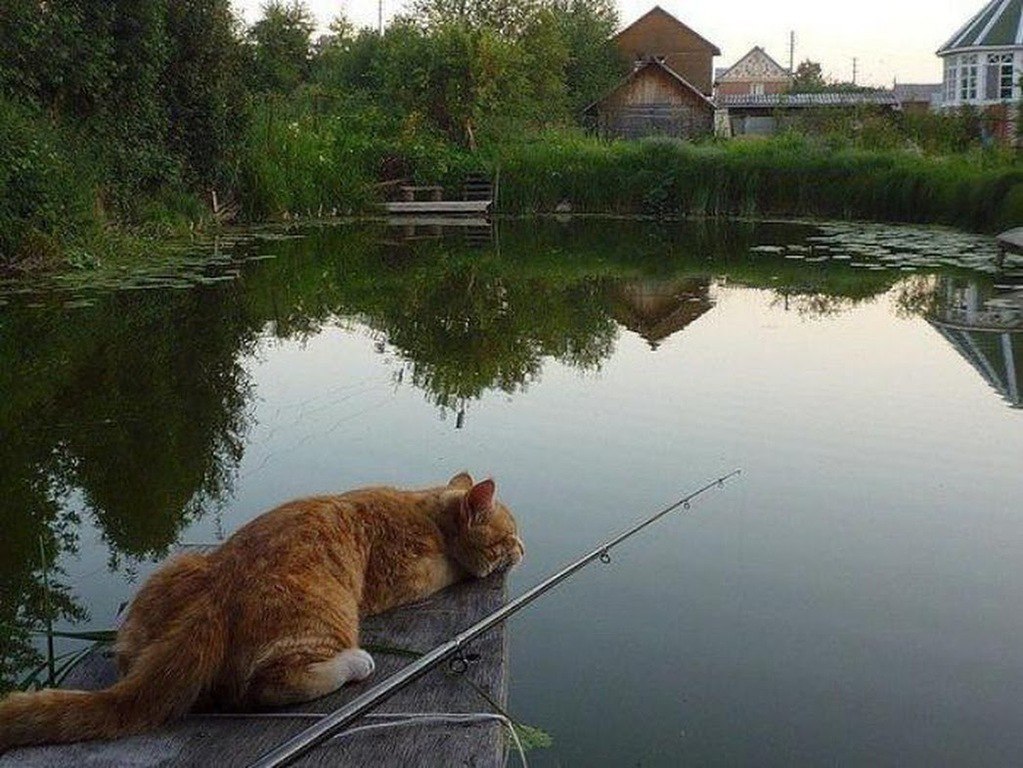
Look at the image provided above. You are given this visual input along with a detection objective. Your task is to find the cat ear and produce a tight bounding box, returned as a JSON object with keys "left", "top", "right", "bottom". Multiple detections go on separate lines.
{"left": 448, "top": 472, "right": 474, "bottom": 490}
{"left": 460, "top": 479, "right": 496, "bottom": 527}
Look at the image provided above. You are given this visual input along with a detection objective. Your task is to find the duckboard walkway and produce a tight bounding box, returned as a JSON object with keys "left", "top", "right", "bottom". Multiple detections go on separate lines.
{"left": 2, "top": 572, "right": 510, "bottom": 768}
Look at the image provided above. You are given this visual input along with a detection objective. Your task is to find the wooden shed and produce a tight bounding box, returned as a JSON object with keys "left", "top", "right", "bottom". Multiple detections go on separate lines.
{"left": 613, "top": 6, "right": 720, "bottom": 96}
{"left": 584, "top": 58, "right": 716, "bottom": 140}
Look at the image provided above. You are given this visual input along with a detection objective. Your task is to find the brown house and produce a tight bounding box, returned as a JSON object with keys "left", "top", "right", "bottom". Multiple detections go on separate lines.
{"left": 613, "top": 6, "right": 721, "bottom": 96}
{"left": 584, "top": 59, "right": 715, "bottom": 140}
{"left": 892, "top": 83, "right": 941, "bottom": 115}
{"left": 715, "top": 46, "right": 791, "bottom": 97}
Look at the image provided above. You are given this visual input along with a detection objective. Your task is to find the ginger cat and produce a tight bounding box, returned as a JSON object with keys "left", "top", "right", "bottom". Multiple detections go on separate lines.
{"left": 0, "top": 473, "right": 523, "bottom": 751}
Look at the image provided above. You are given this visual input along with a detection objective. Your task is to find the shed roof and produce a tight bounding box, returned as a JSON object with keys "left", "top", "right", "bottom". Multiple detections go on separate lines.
{"left": 938, "top": 0, "right": 1023, "bottom": 54}
{"left": 584, "top": 58, "right": 717, "bottom": 114}
{"left": 615, "top": 6, "right": 722, "bottom": 56}
{"left": 717, "top": 91, "right": 900, "bottom": 109}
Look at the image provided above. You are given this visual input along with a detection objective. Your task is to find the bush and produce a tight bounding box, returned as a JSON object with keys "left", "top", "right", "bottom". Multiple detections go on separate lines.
{"left": 0, "top": 98, "right": 97, "bottom": 268}
{"left": 235, "top": 92, "right": 488, "bottom": 218}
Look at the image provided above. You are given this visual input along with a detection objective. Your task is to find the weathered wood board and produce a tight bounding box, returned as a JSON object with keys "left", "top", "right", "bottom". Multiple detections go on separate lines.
{"left": 1, "top": 574, "right": 510, "bottom": 768}
{"left": 383, "top": 201, "right": 491, "bottom": 215}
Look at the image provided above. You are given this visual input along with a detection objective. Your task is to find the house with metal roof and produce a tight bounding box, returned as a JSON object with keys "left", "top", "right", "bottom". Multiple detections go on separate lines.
{"left": 938, "top": 0, "right": 1023, "bottom": 108}
{"left": 892, "top": 83, "right": 943, "bottom": 114}
{"left": 716, "top": 91, "right": 901, "bottom": 137}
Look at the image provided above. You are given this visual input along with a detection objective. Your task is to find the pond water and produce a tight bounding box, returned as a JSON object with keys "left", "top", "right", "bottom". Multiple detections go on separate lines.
{"left": 2, "top": 218, "right": 1022, "bottom": 766}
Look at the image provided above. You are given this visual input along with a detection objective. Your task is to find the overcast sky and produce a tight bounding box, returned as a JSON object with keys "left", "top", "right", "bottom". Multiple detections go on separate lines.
{"left": 235, "top": 0, "right": 986, "bottom": 86}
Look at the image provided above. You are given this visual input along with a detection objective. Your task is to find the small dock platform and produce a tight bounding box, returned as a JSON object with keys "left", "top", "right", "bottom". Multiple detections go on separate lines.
{"left": 997, "top": 227, "right": 1023, "bottom": 267}
{"left": 1, "top": 573, "right": 510, "bottom": 768}
{"left": 383, "top": 200, "right": 491, "bottom": 215}
{"left": 381, "top": 176, "right": 494, "bottom": 217}
{"left": 997, "top": 227, "right": 1023, "bottom": 255}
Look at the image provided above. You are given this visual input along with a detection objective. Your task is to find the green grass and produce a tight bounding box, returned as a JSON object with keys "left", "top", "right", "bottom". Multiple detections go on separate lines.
{"left": 6, "top": 102, "right": 1023, "bottom": 276}
{"left": 490, "top": 131, "right": 1023, "bottom": 232}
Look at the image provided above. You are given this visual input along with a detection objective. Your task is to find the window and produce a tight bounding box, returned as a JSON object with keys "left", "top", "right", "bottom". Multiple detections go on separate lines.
{"left": 985, "top": 52, "right": 1015, "bottom": 100}
{"left": 959, "top": 54, "right": 978, "bottom": 101}
{"left": 751, "top": 82, "right": 765, "bottom": 95}
{"left": 945, "top": 59, "right": 958, "bottom": 102}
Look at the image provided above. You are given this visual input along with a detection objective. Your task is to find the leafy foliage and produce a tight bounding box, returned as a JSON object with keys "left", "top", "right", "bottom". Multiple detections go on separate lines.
{"left": 246, "top": 0, "right": 316, "bottom": 94}
{"left": 790, "top": 60, "right": 826, "bottom": 93}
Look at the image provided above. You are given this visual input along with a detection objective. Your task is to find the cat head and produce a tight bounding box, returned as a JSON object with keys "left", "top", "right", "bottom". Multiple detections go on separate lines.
{"left": 445, "top": 473, "right": 524, "bottom": 578}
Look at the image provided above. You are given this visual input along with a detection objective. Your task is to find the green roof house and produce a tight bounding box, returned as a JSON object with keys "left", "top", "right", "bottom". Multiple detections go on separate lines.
{"left": 938, "top": 0, "right": 1023, "bottom": 106}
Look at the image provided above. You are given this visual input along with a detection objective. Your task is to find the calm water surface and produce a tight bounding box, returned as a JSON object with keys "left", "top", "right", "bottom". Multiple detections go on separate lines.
{"left": 2, "top": 219, "right": 1022, "bottom": 766}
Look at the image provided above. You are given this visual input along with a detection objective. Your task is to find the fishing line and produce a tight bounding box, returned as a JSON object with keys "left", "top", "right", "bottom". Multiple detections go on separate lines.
{"left": 248, "top": 469, "right": 743, "bottom": 768}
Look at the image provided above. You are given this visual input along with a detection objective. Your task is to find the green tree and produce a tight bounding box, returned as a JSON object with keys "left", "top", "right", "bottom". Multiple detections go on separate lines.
{"left": 247, "top": 1, "right": 316, "bottom": 93}
{"left": 164, "top": 0, "right": 247, "bottom": 187}
{"left": 790, "top": 59, "right": 826, "bottom": 93}
{"left": 549, "top": 0, "right": 623, "bottom": 114}
{"left": 410, "top": 0, "right": 544, "bottom": 38}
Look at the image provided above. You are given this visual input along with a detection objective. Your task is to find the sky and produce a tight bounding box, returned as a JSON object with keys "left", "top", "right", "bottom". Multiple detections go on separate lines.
{"left": 235, "top": 0, "right": 988, "bottom": 87}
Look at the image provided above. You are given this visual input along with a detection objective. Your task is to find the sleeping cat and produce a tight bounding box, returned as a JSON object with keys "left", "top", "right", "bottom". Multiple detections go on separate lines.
{"left": 0, "top": 473, "right": 522, "bottom": 751}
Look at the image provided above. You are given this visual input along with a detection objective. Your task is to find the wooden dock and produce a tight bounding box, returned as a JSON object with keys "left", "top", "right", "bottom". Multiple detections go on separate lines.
{"left": 383, "top": 200, "right": 491, "bottom": 215}
{"left": 1, "top": 574, "right": 511, "bottom": 768}
{"left": 997, "top": 227, "right": 1023, "bottom": 267}
{"left": 381, "top": 178, "right": 494, "bottom": 217}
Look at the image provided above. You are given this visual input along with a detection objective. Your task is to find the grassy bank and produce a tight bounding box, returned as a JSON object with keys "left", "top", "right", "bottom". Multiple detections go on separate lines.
{"left": 492, "top": 132, "right": 1023, "bottom": 232}
{"left": 6, "top": 111, "right": 1023, "bottom": 275}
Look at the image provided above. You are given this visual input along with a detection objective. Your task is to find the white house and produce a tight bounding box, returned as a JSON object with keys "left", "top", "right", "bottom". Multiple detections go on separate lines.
{"left": 938, "top": 0, "right": 1023, "bottom": 108}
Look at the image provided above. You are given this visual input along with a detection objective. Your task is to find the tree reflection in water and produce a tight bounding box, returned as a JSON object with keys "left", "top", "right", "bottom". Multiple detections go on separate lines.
{"left": 1, "top": 217, "right": 988, "bottom": 689}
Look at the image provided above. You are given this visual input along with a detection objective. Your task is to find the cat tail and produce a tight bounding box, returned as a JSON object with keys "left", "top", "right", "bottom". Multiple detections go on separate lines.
{"left": 0, "top": 594, "right": 227, "bottom": 753}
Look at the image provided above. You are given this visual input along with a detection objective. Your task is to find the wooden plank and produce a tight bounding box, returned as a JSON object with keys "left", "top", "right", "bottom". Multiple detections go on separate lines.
{"left": 383, "top": 201, "right": 491, "bottom": 215}
{"left": 385, "top": 215, "right": 491, "bottom": 228}
{"left": 1, "top": 573, "right": 510, "bottom": 768}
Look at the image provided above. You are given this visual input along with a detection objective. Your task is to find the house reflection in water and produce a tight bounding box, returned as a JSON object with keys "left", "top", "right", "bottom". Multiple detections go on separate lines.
{"left": 611, "top": 278, "right": 714, "bottom": 350}
{"left": 928, "top": 278, "right": 1023, "bottom": 408}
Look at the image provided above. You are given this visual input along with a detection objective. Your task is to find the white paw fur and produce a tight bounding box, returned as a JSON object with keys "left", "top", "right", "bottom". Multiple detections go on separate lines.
{"left": 334, "top": 648, "right": 375, "bottom": 683}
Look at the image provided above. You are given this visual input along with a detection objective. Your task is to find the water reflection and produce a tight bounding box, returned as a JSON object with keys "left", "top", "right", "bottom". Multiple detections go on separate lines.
{"left": 611, "top": 278, "right": 713, "bottom": 350}
{"left": 928, "top": 276, "right": 1023, "bottom": 408}
{"left": 0, "top": 288, "right": 255, "bottom": 689}
{"left": 0, "top": 218, "right": 1012, "bottom": 692}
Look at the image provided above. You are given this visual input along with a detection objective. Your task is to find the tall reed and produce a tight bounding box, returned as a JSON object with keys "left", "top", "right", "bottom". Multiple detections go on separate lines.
{"left": 492, "top": 132, "right": 1023, "bottom": 232}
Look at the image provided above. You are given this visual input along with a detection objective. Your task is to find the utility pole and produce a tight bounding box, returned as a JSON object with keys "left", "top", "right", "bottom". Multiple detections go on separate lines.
{"left": 852, "top": 57, "right": 858, "bottom": 84}
{"left": 378, "top": 0, "right": 383, "bottom": 34}
{"left": 789, "top": 31, "right": 795, "bottom": 73}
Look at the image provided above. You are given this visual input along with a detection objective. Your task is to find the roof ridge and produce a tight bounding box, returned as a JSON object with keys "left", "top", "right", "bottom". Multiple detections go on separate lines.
{"left": 582, "top": 58, "right": 716, "bottom": 114}
{"left": 614, "top": 5, "right": 722, "bottom": 56}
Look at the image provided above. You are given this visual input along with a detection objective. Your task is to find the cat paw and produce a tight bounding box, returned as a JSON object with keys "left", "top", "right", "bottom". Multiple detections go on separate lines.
{"left": 339, "top": 648, "right": 375, "bottom": 682}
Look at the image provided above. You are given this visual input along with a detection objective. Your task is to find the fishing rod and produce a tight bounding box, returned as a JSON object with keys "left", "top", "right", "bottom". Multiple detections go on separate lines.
{"left": 249, "top": 469, "right": 743, "bottom": 768}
